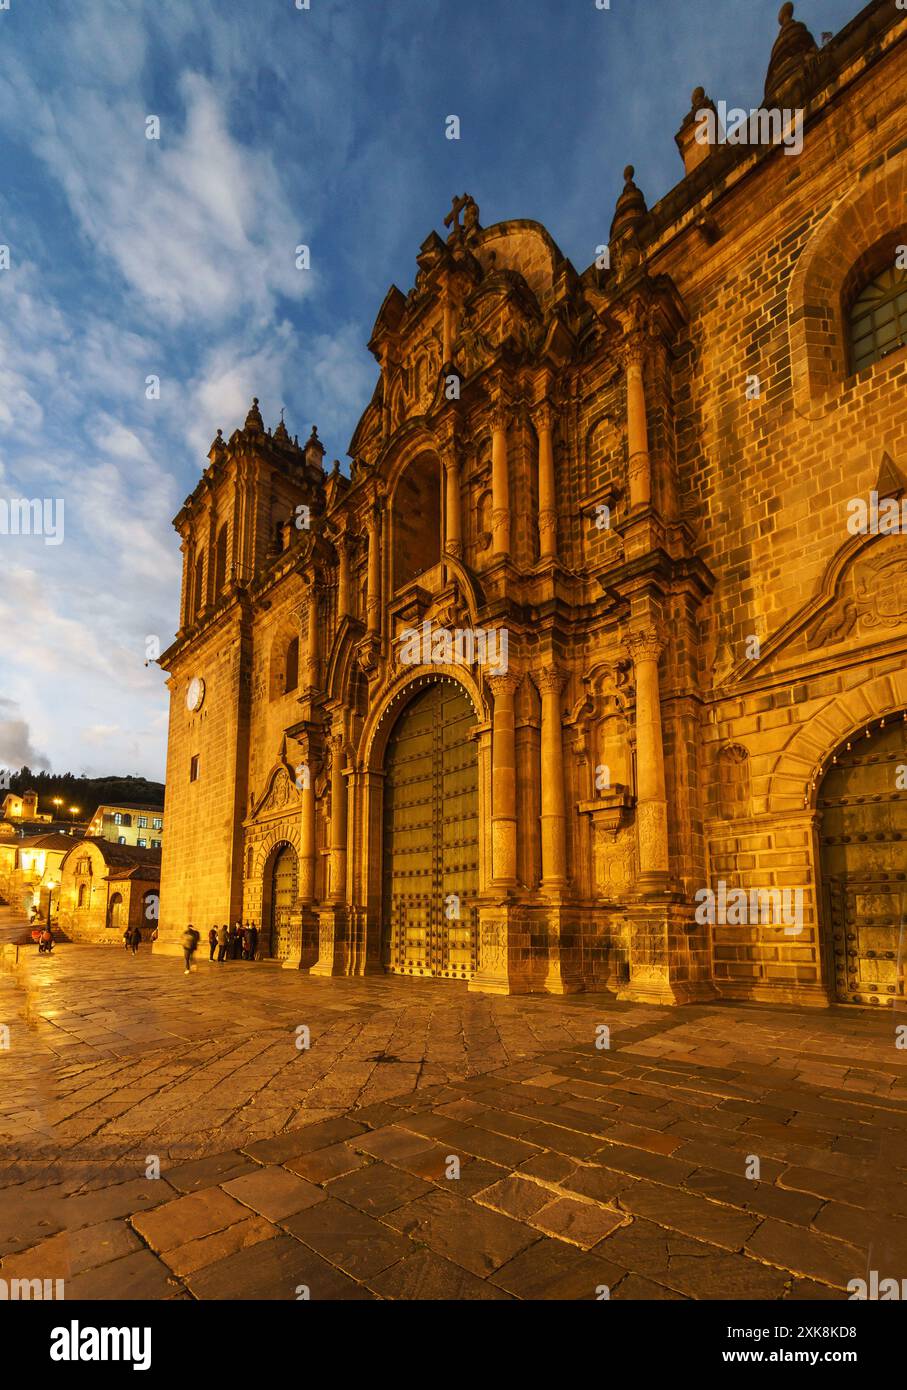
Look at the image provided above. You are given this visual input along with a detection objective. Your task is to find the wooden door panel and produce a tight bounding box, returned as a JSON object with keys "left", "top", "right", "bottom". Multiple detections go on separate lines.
{"left": 820, "top": 720, "right": 907, "bottom": 1006}
{"left": 383, "top": 683, "right": 478, "bottom": 979}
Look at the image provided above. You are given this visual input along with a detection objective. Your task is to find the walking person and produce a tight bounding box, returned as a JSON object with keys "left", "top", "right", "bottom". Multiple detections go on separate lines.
{"left": 182, "top": 924, "right": 200, "bottom": 974}
{"left": 217, "top": 922, "right": 229, "bottom": 963}
{"left": 208, "top": 926, "right": 218, "bottom": 961}
{"left": 130, "top": 924, "right": 142, "bottom": 955}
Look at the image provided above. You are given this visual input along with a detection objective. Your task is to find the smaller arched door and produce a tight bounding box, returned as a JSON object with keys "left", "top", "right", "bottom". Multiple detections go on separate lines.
{"left": 269, "top": 844, "right": 297, "bottom": 961}
{"left": 819, "top": 716, "right": 907, "bottom": 1006}
{"left": 107, "top": 893, "right": 124, "bottom": 931}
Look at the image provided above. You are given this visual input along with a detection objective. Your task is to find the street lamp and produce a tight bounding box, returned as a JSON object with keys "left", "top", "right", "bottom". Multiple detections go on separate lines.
{"left": 45, "top": 878, "right": 58, "bottom": 933}
{"left": 69, "top": 805, "right": 80, "bottom": 823}
{"left": 52, "top": 797, "right": 63, "bottom": 822}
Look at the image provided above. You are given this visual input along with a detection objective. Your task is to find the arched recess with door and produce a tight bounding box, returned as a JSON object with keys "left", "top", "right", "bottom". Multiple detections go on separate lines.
{"left": 378, "top": 676, "right": 481, "bottom": 980}
{"left": 107, "top": 893, "right": 124, "bottom": 931}
{"left": 817, "top": 713, "right": 907, "bottom": 1007}
{"left": 260, "top": 840, "right": 298, "bottom": 961}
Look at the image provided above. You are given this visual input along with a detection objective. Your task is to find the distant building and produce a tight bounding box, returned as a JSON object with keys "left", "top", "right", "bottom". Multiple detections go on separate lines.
{"left": 58, "top": 840, "right": 161, "bottom": 944}
{"left": 86, "top": 804, "right": 164, "bottom": 849}
{"left": 0, "top": 832, "right": 78, "bottom": 922}
{"left": 1, "top": 790, "right": 51, "bottom": 825}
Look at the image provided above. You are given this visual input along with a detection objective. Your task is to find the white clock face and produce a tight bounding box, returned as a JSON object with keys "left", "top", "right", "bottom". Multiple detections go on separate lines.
{"left": 186, "top": 676, "right": 205, "bottom": 712}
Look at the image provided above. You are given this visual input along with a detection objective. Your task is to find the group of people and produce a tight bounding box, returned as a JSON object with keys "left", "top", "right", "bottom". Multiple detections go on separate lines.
{"left": 181, "top": 922, "right": 260, "bottom": 974}
{"left": 209, "top": 922, "right": 258, "bottom": 963}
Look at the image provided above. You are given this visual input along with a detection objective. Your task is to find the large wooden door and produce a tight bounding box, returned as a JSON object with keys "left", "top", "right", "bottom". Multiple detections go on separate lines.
{"left": 819, "top": 718, "right": 907, "bottom": 1006}
{"left": 382, "top": 683, "right": 479, "bottom": 980}
{"left": 269, "top": 844, "right": 297, "bottom": 961}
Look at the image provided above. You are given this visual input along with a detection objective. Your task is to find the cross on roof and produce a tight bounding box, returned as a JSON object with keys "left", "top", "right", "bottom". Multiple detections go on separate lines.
{"left": 444, "top": 193, "right": 470, "bottom": 234}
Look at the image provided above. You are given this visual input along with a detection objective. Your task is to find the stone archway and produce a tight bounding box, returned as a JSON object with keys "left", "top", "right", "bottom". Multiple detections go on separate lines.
{"left": 380, "top": 680, "right": 480, "bottom": 980}
{"left": 817, "top": 713, "right": 907, "bottom": 1007}
{"left": 107, "top": 892, "right": 124, "bottom": 932}
{"left": 261, "top": 841, "right": 298, "bottom": 961}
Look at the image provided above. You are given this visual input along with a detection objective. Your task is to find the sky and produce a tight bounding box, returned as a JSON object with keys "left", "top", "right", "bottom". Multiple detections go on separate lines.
{"left": 0, "top": 0, "right": 861, "bottom": 782}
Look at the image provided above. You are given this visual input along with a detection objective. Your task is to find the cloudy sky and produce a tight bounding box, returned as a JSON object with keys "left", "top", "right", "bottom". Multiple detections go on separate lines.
{"left": 0, "top": 0, "right": 858, "bottom": 781}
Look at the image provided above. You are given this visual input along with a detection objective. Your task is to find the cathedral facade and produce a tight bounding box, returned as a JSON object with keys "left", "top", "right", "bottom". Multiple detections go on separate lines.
{"left": 157, "top": 1, "right": 907, "bottom": 1009}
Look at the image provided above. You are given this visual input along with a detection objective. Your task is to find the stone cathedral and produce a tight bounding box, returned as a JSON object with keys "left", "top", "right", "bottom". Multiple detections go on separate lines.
{"left": 158, "top": 2, "right": 907, "bottom": 1009}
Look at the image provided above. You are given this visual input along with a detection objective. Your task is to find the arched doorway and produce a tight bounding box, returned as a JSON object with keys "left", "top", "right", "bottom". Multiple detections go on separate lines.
{"left": 382, "top": 681, "right": 479, "bottom": 979}
{"left": 268, "top": 843, "right": 297, "bottom": 961}
{"left": 107, "top": 893, "right": 124, "bottom": 931}
{"left": 818, "top": 714, "right": 907, "bottom": 1006}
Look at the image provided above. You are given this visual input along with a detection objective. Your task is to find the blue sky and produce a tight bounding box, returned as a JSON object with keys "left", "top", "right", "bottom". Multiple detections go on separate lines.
{"left": 0, "top": 0, "right": 859, "bottom": 781}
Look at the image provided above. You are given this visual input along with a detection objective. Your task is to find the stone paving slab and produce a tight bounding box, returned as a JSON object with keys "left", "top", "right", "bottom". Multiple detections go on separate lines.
{"left": 1, "top": 937, "right": 906, "bottom": 1299}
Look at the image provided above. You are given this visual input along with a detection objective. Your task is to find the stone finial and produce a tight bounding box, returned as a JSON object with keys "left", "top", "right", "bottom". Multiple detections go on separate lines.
{"left": 208, "top": 427, "right": 227, "bottom": 463}
{"left": 764, "top": 1, "right": 817, "bottom": 104}
{"left": 609, "top": 165, "right": 648, "bottom": 243}
{"left": 274, "top": 407, "right": 290, "bottom": 442}
{"left": 304, "top": 424, "right": 326, "bottom": 470}
{"left": 244, "top": 397, "right": 264, "bottom": 433}
{"left": 676, "top": 88, "right": 720, "bottom": 175}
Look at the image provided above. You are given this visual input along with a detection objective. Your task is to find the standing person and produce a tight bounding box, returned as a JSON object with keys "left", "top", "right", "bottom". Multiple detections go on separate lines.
{"left": 181, "top": 924, "right": 199, "bottom": 974}
{"left": 242, "top": 923, "right": 252, "bottom": 960}
{"left": 130, "top": 924, "right": 142, "bottom": 955}
{"left": 208, "top": 927, "right": 217, "bottom": 961}
{"left": 232, "top": 921, "right": 243, "bottom": 960}
{"left": 38, "top": 926, "right": 53, "bottom": 954}
{"left": 249, "top": 921, "right": 258, "bottom": 962}
{"left": 217, "top": 922, "right": 229, "bottom": 963}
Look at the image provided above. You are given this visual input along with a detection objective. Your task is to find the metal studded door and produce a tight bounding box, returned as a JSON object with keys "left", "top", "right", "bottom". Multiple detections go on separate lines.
{"left": 819, "top": 718, "right": 907, "bottom": 1007}
{"left": 269, "top": 843, "right": 297, "bottom": 962}
{"left": 382, "top": 682, "right": 479, "bottom": 979}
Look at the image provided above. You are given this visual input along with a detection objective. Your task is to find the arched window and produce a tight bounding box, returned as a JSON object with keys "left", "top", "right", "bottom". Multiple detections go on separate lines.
{"left": 214, "top": 522, "right": 228, "bottom": 593}
{"left": 285, "top": 636, "right": 299, "bottom": 694}
{"left": 77, "top": 883, "right": 87, "bottom": 908}
{"left": 194, "top": 551, "right": 205, "bottom": 617}
{"left": 849, "top": 265, "right": 907, "bottom": 373}
{"left": 392, "top": 454, "right": 441, "bottom": 589}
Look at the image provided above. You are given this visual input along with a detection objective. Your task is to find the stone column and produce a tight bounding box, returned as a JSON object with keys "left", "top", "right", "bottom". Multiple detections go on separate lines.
{"left": 491, "top": 399, "right": 511, "bottom": 560}
{"left": 306, "top": 585, "right": 320, "bottom": 688}
{"left": 444, "top": 454, "right": 462, "bottom": 559}
{"left": 336, "top": 536, "right": 351, "bottom": 620}
{"left": 366, "top": 506, "right": 381, "bottom": 634}
{"left": 533, "top": 667, "right": 568, "bottom": 890}
{"left": 178, "top": 537, "right": 191, "bottom": 631}
{"left": 328, "top": 736, "right": 347, "bottom": 903}
{"left": 299, "top": 773, "right": 317, "bottom": 907}
{"left": 534, "top": 402, "right": 558, "bottom": 561}
{"left": 629, "top": 627, "right": 669, "bottom": 892}
{"left": 489, "top": 673, "right": 520, "bottom": 887}
{"left": 626, "top": 332, "right": 652, "bottom": 511}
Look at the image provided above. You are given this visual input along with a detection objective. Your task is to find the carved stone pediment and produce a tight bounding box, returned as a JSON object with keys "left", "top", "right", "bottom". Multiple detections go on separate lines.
{"left": 249, "top": 764, "right": 299, "bottom": 821}
{"left": 740, "top": 531, "right": 907, "bottom": 681}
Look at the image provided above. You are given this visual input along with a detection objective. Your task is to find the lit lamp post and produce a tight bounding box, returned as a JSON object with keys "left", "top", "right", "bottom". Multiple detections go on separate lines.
{"left": 45, "top": 878, "right": 58, "bottom": 933}
{"left": 69, "top": 805, "right": 80, "bottom": 824}
{"left": 52, "top": 797, "right": 63, "bottom": 823}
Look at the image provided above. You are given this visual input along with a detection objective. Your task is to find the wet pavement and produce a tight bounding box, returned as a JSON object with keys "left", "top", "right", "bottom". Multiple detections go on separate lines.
{"left": 2, "top": 909, "right": 906, "bottom": 1300}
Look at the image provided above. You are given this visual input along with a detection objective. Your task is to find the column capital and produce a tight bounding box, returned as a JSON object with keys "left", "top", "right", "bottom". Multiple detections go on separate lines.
{"left": 490, "top": 397, "right": 513, "bottom": 434}
{"left": 531, "top": 666, "right": 566, "bottom": 697}
{"left": 627, "top": 626, "right": 666, "bottom": 665}
{"left": 532, "top": 399, "right": 556, "bottom": 433}
{"left": 488, "top": 672, "right": 521, "bottom": 700}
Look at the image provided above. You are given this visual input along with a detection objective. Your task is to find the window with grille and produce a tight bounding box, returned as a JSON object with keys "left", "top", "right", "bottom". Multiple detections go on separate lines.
{"left": 849, "top": 266, "right": 907, "bottom": 372}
